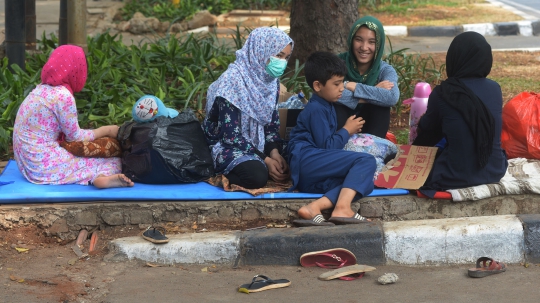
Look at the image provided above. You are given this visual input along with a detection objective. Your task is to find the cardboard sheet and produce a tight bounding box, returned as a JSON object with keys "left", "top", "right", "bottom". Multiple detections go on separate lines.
{"left": 375, "top": 145, "right": 438, "bottom": 190}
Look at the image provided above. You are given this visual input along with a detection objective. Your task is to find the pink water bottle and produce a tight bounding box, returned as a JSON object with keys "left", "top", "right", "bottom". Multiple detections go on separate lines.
{"left": 402, "top": 82, "right": 431, "bottom": 144}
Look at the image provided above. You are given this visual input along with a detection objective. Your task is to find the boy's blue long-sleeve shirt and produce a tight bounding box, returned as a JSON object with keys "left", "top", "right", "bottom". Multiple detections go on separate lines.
{"left": 286, "top": 94, "right": 350, "bottom": 190}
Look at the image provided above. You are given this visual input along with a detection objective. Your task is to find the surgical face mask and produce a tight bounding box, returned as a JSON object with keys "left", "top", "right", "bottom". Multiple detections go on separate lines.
{"left": 265, "top": 56, "right": 287, "bottom": 78}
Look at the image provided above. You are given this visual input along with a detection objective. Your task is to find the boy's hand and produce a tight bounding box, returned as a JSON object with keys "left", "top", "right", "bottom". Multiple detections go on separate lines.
{"left": 343, "top": 116, "right": 365, "bottom": 135}
{"left": 376, "top": 80, "right": 394, "bottom": 90}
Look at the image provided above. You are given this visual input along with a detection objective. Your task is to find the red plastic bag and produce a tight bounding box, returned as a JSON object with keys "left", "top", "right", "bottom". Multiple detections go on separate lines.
{"left": 501, "top": 92, "right": 540, "bottom": 159}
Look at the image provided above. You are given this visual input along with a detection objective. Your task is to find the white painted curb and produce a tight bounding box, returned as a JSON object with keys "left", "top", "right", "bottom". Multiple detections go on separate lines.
{"left": 383, "top": 215, "right": 524, "bottom": 265}
{"left": 111, "top": 231, "right": 240, "bottom": 264}
{"left": 384, "top": 26, "right": 408, "bottom": 37}
{"left": 516, "top": 20, "right": 533, "bottom": 36}
{"left": 463, "top": 23, "right": 497, "bottom": 36}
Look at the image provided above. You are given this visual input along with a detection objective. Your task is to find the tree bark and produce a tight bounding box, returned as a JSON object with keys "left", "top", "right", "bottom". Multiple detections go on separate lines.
{"left": 289, "top": 0, "right": 359, "bottom": 67}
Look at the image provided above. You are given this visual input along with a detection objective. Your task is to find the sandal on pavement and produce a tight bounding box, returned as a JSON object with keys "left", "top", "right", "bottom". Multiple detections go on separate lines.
{"left": 300, "top": 248, "right": 356, "bottom": 269}
{"left": 318, "top": 264, "right": 377, "bottom": 281}
{"left": 142, "top": 226, "right": 169, "bottom": 244}
{"left": 238, "top": 275, "right": 291, "bottom": 293}
{"left": 468, "top": 257, "right": 506, "bottom": 278}
{"left": 328, "top": 213, "right": 369, "bottom": 225}
{"left": 293, "top": 214, "right": 335, "bottom": 227}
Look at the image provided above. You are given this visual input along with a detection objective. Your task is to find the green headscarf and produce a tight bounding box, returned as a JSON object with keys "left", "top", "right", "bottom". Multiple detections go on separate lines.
{"left": 338, "top": 16, "right": 385, "bottom": 86}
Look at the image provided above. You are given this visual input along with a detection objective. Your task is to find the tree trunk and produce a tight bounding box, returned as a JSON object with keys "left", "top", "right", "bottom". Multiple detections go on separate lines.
{"left": 288, "top": 0, "right": 359, "bottom": 67}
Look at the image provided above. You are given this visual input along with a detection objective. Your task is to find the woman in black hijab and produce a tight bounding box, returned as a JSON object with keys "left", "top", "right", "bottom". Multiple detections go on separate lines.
{"left": 413, "top": 32, "right": 508, "bottom": 194}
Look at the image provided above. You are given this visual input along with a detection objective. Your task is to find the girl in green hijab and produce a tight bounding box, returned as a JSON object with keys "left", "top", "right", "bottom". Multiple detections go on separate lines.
{"left": 336, "top": 16, "right": 399, "bottom": 138}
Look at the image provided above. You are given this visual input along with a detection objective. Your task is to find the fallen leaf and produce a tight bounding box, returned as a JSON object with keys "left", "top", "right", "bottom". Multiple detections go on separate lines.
{"left": 201, "top": 267, "right": 208, "bottom": 272}
{"left": 146, "top": 263, "right": 163, "bottom": 268}
{"left": 17, "top": 279, "right": 25, "bottom": 283}
{"left": 9, "top": 275, "right": 18, "bottom": 281}
{"left": 15, "top": 247, "right": 29, "bottom": 253}
{"left": 68, "top": 258, "right": 77, "bottom": 266}
{"left": 191, "top": 222, "right": 198, "bottom": 230}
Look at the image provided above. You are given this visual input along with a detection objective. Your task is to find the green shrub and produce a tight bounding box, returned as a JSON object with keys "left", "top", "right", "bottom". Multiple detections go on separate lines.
{"left": 383, "top": 37, "right": 445, "bottom": 115}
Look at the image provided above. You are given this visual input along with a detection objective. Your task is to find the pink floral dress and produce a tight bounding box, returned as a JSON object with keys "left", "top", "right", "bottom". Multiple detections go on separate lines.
{"left": 13, "top": 84, "right": 121, "bottom": 185}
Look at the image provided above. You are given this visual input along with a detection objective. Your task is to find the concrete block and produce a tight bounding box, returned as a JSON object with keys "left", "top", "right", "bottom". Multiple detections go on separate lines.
{"left": 73, "top": 211, "right": 97, "bottom": 226}
{"left": 102, "top": 211, "right": 124, "bottom": 226}
{"left": 110, "top": 231, "right": 241, "bottom": 264}
{"left": 128, "top": 210, "right": 153, "bottom": 225}
{"left": 463, "top": 23, "right": 496, "bottom": 36}
{"left": 360, "top": 202, "right": 383, "bottom": 218}
{"left": 162, "top": 211, "right": 187, "bottom": 222}
{"left": 494, "top": 22, "right": 519, "bottom": 35}
{"left": 532, "top": 20, "right": 540, "bottom": 36}
{"left": 48, "top": 218, "right": 69, "bottom": 234}
{"left": 408, "top": 26, "right": 462, "bottom": 37}
{"left": 260, "top": 208, "right": 289, "bottom": 220}
{"left": 518, "top": 214, "right": 540, "bottom": 263}
{"left": 241, "top": 208, "right": 260, "bottom": 221}
{"left": 388, "top": 200, "right": 417, "bottom": 215}
{"left": 217, "top": 207, "right": 234, "bottom": 219}
{"left": 240, "top": 223, "right": 385, "bottom": 266}
{"left": 384, "top": 215, "right": 524, "bottom": 265}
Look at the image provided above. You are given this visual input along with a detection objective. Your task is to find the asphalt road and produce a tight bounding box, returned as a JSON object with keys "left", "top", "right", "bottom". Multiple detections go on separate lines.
{"left": 495, "top": 0, "right": 540, "bottom": 19}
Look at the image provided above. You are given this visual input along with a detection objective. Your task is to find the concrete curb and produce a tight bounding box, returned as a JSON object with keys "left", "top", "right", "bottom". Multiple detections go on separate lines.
{"left": 384, "top": 20, "right": 540, "bottom": 37}
{"left": 107, "top": 214, "right": 540, "bottom": 266}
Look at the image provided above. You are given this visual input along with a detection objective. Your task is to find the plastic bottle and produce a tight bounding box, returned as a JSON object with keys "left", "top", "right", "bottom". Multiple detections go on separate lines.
{"left": 278, "top": 92, "right": 305, "bottom": 109}
{"left": 402, "top": 82, "right": 431, "bottom": 144}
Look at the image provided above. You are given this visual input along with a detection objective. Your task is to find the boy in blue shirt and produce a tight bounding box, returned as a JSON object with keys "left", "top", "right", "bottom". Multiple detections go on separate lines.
{"left": 287, "top": 51, "right": 377, "bottom": 227}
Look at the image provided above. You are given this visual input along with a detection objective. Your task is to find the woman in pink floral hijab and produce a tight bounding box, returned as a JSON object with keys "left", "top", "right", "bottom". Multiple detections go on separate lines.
{"left": 13, "top": 45, "right": 134, "bottom": 188}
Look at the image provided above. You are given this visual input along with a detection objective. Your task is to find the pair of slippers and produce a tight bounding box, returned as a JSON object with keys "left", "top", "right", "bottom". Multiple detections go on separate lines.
{"left": 468, "top": 257, "right": 506, "bottom": 278}
{"left": 141, "top": 227, "right": 169, "bottom": 244}
{"left": 293, "top": 213, "right": 369, "bottom": 227}
{"left": 301, "top": 248, "right": 375, "bottom": 281}
{"left": 237, "top": 248, "right": 374, "bottom": 293}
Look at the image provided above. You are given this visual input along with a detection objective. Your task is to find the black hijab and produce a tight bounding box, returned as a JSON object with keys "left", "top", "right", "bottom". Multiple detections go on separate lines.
{"left": 436, "top": 32, "right": 495, "bottom": 168}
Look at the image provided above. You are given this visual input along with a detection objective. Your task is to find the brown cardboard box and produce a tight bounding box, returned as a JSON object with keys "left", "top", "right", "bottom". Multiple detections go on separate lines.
{"left": 278, "top": 108, "right": 303, "bottom": 140}
{"left": 374, "top": 145, "right": 438, "bottom": 190}
{"left": 277, "top": 84, "right": 307, "bottom": 140}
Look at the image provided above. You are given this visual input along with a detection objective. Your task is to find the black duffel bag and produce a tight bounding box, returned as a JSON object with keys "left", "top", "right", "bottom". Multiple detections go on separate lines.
{"left": 117, "top": 109, "right": 214, "bottom": 184}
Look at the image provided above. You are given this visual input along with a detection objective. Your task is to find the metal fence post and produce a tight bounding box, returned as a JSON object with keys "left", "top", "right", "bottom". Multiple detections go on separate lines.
{"left": 5, "top": 0, "right": 26, "bottom": 70}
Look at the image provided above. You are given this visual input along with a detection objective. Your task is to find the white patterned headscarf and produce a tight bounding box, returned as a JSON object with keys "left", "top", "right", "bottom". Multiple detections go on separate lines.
{"left": 205, "top": 27, "right": 293, "bottom": 151}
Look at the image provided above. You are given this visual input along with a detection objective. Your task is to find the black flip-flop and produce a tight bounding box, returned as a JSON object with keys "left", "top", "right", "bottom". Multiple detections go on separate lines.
{"left": 293, "top": 214, "right": 335, "bottom": 227}
{"left": 238, "top": 275, "right": 291, "bottom": 293}
{"left": 328, "top": 213, "right": 369, "bottom": 225}
{"left": 142, "top": 227, "right": 169, "bottom": 244}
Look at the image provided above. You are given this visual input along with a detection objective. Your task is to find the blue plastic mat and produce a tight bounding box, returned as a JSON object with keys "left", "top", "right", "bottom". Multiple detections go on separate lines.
{"left": 0, "top": 160, "right": 409, "bottom": 203}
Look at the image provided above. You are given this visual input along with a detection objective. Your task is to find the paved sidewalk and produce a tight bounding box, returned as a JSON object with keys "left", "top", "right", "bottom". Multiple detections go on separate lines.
{"left": 107, "top": 214, "right": 540, "bottom": 266}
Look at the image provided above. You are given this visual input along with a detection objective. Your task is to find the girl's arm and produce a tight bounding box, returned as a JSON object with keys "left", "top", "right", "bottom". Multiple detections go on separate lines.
{"left": 263, "top": 106, "right": 282, "bottom": 156}
{"left": 338, "top": 62, "right": 400, "bottom": 109}
{"left": 55, "top": 92, "right": 94, "bottom": 142}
